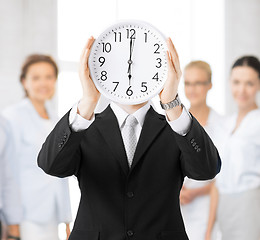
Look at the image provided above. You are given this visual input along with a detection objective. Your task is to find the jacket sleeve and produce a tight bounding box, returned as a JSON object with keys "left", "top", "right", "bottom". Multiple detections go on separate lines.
{"left": 172, "top": 113, "right": 222, "bottom": 180}
{"left": 37, "top": 108, "right": 88, "bottom": 178}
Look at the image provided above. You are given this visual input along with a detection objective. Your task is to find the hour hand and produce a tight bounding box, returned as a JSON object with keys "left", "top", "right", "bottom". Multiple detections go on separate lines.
{"left": 128, "top": 72, "right": 132, "bottom": 85}
{"left": 127, "top": 59, "right": 132, "bottom": 74}
{"left": 128, "top": 62, "right": 132, "bottom": 85}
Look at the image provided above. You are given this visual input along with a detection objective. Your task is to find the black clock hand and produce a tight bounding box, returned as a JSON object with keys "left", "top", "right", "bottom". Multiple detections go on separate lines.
{"left": 128, "top": 63, "right": 132, "bottom": 85}
{"left": 130, "top": 37, "right": 135, "bottom": 60}
{"left": 127, "top": 64, "right": 132, "bottom": 77}
{"left": 128, "top": 38, "right": 135, "bottom": 85}
{"left": 127, "top": 38, "right": 133, "bottom": 74}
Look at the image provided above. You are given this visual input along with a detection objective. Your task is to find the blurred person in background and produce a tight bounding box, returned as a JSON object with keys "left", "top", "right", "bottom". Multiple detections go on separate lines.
{"left": 208, "top": 56, "right": 260, "bottom": 240}
{"left": 180, "top": 61, "right": 224, "bottom": 240}
{"left": 0, "top": 115, "right": 22, "bottom": 240}
{"left": 1, "top": 54, "right": 72, "bottom": 240}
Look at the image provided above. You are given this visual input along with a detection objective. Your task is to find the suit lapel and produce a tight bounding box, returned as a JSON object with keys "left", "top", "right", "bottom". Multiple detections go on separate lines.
{"left": 95, "top": 104, "right": 130, "bottom": 176}
{"left": 130, "top": 106, "right": 167, "bottom": 173}
{"left": 94, "top": 104, "right": 167, "bottom": 176}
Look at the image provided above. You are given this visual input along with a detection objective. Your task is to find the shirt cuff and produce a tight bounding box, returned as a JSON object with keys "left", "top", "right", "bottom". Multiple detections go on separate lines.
{"left": 69, "top": 101, "right": 95, "bottom": 132}
{"left": 165, "top": 105, "right": 192, "bottom": 136}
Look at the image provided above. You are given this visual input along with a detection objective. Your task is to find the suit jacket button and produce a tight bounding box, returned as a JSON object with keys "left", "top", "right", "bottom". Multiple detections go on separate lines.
{"left": 195, "top": 145, "right": 199, "bottom": 150}
{"left": 127, "top": 191, "right": 134, "bottom": 198}
{"left": 127, "top": 230, "right": 134, "bottom": 236}
{"left": 192, "top": 142, "right": 196, "bottom": 147}
{"left": 197, "top": 148, "right": 201, "bottom": 152}
{"left": 58, "top": 143, "right": 62, "bottom": 148}
{"left": 190, "top": 138, "right": 195, "bottom": 143}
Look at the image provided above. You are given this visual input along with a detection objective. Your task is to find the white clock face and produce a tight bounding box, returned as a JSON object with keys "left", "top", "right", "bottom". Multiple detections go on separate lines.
{"left": 89, "top": 20, "right": 168, "bottom": 105}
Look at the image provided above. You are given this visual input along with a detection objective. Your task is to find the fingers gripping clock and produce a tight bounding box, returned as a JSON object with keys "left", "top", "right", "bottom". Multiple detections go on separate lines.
{"left": 89, "top": 20, "right": 168, "bottom": 105}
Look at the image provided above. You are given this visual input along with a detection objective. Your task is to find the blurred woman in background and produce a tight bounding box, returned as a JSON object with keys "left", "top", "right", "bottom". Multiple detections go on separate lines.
{"left": 1, "top": 54, "right": 72, "bottom": 240}
{"left": 0, "top": 115, "right": 22, "bottom": 240}
{"left": 213, "top": 56, "right": 260, "bottom": 240}
{"left": 180, "top": 61, "right": 224, "bottom": 240}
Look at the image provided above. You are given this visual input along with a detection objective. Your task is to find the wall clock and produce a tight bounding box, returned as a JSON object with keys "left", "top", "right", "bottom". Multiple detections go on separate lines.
{"left": 89, "top": 20, "right": 168, "bottom": 105}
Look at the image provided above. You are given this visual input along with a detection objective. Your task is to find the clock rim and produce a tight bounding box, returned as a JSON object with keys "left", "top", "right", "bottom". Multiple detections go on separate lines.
{"left": 89, "top": 19, "right": 168, "bottom": 105}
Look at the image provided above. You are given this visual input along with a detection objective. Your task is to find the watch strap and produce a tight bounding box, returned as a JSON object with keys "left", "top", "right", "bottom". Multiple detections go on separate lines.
{"left": 160, "top": 94, "right": 181, "bottom": 110}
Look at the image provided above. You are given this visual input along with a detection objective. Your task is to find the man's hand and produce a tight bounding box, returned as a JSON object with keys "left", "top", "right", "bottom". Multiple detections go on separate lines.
{"left": 159, "top": 37, "right": 181, "bottom": 103}
{"left": 159, "top": 37, "right": 183, "bottom": 121}
{"left": 78, "top": 36, "right": 101, "bottom": 120}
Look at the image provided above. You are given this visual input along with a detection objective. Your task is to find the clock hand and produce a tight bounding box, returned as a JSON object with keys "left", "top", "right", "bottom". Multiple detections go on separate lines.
{"left": 127, "top": 38, "right": 133, "bottom": 74}
{"left": 129, "top": 38, "right": 135, "bottom": 60}
{"left": 127, "top": 38, "right": 135, "bottom": 85}
{"left": 128, "top": 71, "right": 132, "bottom": 85}
{"left": 127, "top": 62, "right": 132, "bottom": 75}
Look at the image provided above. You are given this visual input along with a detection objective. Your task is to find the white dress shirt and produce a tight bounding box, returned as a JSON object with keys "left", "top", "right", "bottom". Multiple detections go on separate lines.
{"left": 69, "top": 100, "right": 192, "bottom": 137}
{"left": 0, "top": 115, "right": 22, "bottom": 225}
{"left": 216, "top": 108, "right": 260, "bottom": 194}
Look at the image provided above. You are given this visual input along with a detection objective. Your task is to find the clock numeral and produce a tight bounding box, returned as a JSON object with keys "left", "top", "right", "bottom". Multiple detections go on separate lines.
{"left": 126, "top": 28, "right": 136, "bottom": 39}
{"left": 154, "top": 43, "right": 160, "bottom": 54}
{"left": 144, "top": 33, "right": 148, "bottom": 43}
{"left": 98, "top": 56, "right": 105, "bottom": 67}
{"left": 156, "top": 58, "right": 162, "bottom": 68}
{"left": 152, "top": 72, "right": 159, "bottom": 81}
{"left": 102, "top": 42, "right": 111, "bottom": 53}
{"left": 100, "top": 71, "right": 107, "bottom": 81}
{"left": 113, "top": 81, "right": 119, "bottom": 91}
{"left": 126, "top": 86, "right": 133, "bottom": 96}
{"left": 141, "top": 82, "right": 147, "bottom": 92}
{"left": 114, "top": 32, "right": 122, "bottom": 42}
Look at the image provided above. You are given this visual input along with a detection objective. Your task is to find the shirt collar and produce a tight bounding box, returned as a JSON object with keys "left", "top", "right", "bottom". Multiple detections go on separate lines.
{"left": 110, "top": 100, "right": 152, "bottom": 128}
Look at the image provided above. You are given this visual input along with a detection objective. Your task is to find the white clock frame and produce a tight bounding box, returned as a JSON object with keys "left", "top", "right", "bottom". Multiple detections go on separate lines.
{"left": 89, "top": 20, "right": 168, "bottom": 105}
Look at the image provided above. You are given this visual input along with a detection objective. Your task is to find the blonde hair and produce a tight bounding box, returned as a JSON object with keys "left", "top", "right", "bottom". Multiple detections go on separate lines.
{"left": 184, "top": 60, "right": 212, "bottom": 83}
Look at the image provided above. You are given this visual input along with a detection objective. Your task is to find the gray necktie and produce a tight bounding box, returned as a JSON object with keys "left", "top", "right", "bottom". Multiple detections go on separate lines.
{"left": 122, "top": 114, "right": 138, "bottom": 167}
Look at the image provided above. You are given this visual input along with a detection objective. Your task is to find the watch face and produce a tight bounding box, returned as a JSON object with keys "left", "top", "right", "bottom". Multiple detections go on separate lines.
{"left": 89, "top": 20, "right": 168, "bottom": 105}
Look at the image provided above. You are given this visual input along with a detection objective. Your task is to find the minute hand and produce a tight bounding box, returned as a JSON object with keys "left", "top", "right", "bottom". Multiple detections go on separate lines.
{"left": 130, "top": 37, "right": 135, "bottom": 60}
{"left": 127, "top": 38, "right": 135, "bottom": 74}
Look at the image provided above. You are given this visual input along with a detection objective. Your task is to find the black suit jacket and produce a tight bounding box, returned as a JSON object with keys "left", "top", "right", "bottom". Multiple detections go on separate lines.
{"left": 37, "top": 104, "right": 221, "bottom": 240}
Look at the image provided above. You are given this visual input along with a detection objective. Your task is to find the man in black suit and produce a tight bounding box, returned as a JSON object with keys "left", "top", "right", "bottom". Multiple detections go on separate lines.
{"left": 37, "top": 36, "right": 221, "bottom": 240}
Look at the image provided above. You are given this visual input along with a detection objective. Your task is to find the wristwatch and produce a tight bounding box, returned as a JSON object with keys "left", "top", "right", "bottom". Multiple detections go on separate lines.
{"left": 160, "top": 93, "right": 182, "bottom": 110}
